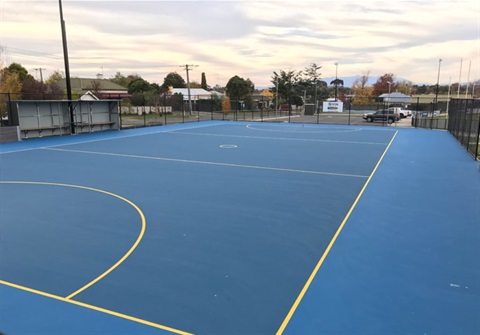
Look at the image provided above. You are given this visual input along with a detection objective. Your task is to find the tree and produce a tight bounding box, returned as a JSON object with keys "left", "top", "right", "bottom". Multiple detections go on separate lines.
{"left": 222, "top": 96, "right": 231, "bottom": 113}
{"left": 356, "top": 71, "right": 370, "bottom": 89}
{"left": 201, "top": 72, "right": 208, "bottom": 90}
{"left": 6, "top": 63, "right": 31, "bottom": 81}
{"left": 46, "top": 70, "right": 64, "bottom": 86}
{"left": 226, "top": 75, "right": 252, "bottom": 111}
{"left": 110, "top": 72, "right": 139, "bottom": 88}
{"left": 351, "top": 83, "right": 373, "bottom": 105}
{"left": 303, "top": 63, "right": 323, "bottom": 106}
{"left": 0, "top": 68, "right": 22, "bottom": 94}
{"left": 161, "top": 72, "right": 186, "bottom": 91}
{"left": 396, "top": 80, "right": 413, "bottom": 95}
{"left": 127, "top": 78, "right": 151, "bottom": 94}
{"left": 330, "top": 78, "right": 344, "bottom": 101}
{"left": 372, "top": 73, "right": 397, "bottom": 96}
{"left": 351, "top": 72, "right": 373, "bottom": 104}
{"left": 189, "top": 81, "right": 202, "bottom": 88}
{"left": 270, "top": 70, "right": 302, "bottom": 108}
{"left": 0, "top": 68, "right": 22, "bottom": 118}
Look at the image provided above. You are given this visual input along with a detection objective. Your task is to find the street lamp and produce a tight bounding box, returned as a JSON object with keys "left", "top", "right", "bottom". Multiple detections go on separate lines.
{"left": 58, "top": 0, "right": 75, "bottom": 134}
{"left": 435, "top": 59, "right": 443, "bottom": 103}
{"left": 334, "top": 62, "right": 338, "bottom": 101}
{"left": 387, "top": 80, "right": 392, "bottom": 107}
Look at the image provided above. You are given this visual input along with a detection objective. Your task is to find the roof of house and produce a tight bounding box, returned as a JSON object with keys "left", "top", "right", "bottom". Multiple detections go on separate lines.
{"left": 171, "top": 88, "right": 225, "bottom": 100}
{"left": 57, "top": 78, "right": 128, "bottom": 93}
{"left": 172, "top": 88, "right": 210, "bottom": 96}
{"left": 80, "top": 91, "right": 99, "bottom": 101}
{"left": 378, "top": 92, "right": 412, "bottom": 103}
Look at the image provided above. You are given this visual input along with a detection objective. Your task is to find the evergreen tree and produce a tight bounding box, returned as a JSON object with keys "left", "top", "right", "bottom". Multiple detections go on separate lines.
{"left": 201, "top": 72, "right": 208, "bottom": 90}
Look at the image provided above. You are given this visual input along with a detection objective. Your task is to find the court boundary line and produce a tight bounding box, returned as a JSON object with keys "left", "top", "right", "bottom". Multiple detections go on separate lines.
{"left": 275, "top": 130, "right": 399, "bottom": 334}
{"left": 0, "top": 181, "right": 146, "bottom": 300}
{"left": 0, "top": 280, "right": 193, "bottom": 335}
{"left": 42, "top": 147, "right": 370, "bottom": 179}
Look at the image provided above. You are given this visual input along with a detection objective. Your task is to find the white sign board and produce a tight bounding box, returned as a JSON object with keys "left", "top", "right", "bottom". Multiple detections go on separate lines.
{"left": 323, "top": 101, "right": 343, "bottom": 112}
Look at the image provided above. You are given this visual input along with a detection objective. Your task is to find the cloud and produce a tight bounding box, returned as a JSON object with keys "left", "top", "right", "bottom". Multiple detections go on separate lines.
{"left": 1, "top": 0, "right": 478, "bottom": 86}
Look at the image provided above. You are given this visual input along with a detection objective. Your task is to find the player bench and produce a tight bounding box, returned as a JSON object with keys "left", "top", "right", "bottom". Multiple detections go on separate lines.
{"left": 21, "top": 125, "right": 70, "bottom": 138}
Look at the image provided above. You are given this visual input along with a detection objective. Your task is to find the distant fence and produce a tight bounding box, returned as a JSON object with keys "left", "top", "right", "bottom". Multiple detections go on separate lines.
{"left": 447, "top": 99, "right": 480, "bottom": 160}
{"left": 1, "top": 93, "right": 478, "bottom": 157}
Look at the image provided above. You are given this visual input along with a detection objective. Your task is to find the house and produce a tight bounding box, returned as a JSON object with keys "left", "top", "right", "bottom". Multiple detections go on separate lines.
{"left": 167, "top": 87, "right": 225, "bottom": 112}
{"left": 80, "top": 91, "right": 99, "bottom": 101}
{"left": 169, "top": 88, "right": 224, "bottom": 101}
{"left": 56, "top": 78, "right": 130, "bottom": 99}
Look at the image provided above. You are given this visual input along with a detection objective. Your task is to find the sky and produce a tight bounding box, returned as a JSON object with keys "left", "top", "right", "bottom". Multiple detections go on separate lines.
{"left": 1, "top": 0, "right": 479, "bottom": 88}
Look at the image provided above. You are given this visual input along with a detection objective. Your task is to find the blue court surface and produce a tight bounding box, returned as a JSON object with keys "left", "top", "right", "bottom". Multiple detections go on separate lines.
{"left": 0, "top": 121, "right": 478, "bottom": 335}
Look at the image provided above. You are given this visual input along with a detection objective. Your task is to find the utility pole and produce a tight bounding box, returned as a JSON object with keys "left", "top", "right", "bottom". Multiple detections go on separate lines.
{"left": 34, "top": 68, "right": 47, "bottom": 83}
{"left": 179, "top": 64, "right": 198, "bottom": 116}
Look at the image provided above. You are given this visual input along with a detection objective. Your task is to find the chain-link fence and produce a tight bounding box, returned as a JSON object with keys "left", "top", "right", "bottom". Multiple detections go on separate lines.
{"left": 447, "top": 99, "right": 480, "bottom": 160}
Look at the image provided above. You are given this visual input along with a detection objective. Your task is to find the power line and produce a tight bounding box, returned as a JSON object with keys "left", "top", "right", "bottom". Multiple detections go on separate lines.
{"left": 0, "top": 45, "right": 62, "bottom": 60}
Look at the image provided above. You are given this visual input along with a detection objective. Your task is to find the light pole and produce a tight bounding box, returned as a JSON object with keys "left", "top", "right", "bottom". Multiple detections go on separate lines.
{"left": 387, "top": 81, "right": 393, "bottom": 125}
{"left": 334, "top": 62, "right": 338, "bottom": 101}
{"left": 446, "top": 77, "right": 451, "bottom": 114}
{"left": 435, "top": 58, "right": 443, "bottom": 105}
{"left": 387, "top": 81, "right": 392, "bottom": 106}
{"left": 465, "top": 60, "right": 471, "bottom": 98}
{"left": 432, "top": 58, "right": 442, "bottom": 128}
{"left": 58, "top": 0, "right": 75, "bottom": 134}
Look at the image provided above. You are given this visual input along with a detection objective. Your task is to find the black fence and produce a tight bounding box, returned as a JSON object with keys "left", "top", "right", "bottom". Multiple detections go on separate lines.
{"left": 447, "top": 99, "right": 480, "bottom": 160}
{"left": 2, "top": 93, "right": 477, "bottom": 158}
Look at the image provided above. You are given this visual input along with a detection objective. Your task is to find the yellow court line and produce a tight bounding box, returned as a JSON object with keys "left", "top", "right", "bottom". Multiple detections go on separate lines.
{"left": 0, "top": 181, "right": 146, "bottom": 299}
{"left": 275, "top": 130, "right": 398, "bottom": 334}
{"left": 0, "top": 280, "right": 193, "bottom": 335}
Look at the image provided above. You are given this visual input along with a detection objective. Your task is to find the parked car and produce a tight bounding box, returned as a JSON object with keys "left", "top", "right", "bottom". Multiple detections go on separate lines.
{"left": 363, "top": 108, "right": 400, "bottom": 124}
{"left": 397, "top": 108, "right": 412, "bottom": 118}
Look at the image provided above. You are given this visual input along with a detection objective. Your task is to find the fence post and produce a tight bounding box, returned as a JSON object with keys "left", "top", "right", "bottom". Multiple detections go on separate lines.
{"left": 475, "top": 102, "right": 480, "bottom": 160}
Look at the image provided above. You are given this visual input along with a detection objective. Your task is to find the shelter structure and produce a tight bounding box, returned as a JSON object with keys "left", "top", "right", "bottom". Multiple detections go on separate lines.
{"left": 378, "top": 92, "right": 412, "bottom": 104}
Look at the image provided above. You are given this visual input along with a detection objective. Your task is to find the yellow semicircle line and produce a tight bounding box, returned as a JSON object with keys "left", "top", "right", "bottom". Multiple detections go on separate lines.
{"left": 0, "top": 181, "right": 146, "bottom": 300}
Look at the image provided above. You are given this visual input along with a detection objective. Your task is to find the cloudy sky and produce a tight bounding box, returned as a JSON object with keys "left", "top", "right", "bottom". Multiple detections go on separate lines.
{"left": 1, "top": 0, "right": 478, "bottom": 88}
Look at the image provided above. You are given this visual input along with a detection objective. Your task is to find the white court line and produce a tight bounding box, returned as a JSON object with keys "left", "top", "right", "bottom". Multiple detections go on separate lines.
{"left": 43, "top": 147, "right": 369, "bottom": 179}
{"left": 246, "top": 124, "right": 364, "bottom": 133}
{"left": 170, "top": 131, "right": 387, "bottom": 146}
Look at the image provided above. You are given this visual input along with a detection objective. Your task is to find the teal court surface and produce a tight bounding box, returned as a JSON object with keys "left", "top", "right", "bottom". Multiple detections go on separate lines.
{"left": 0, "top": 121, "right": 479, "bottom": 335}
